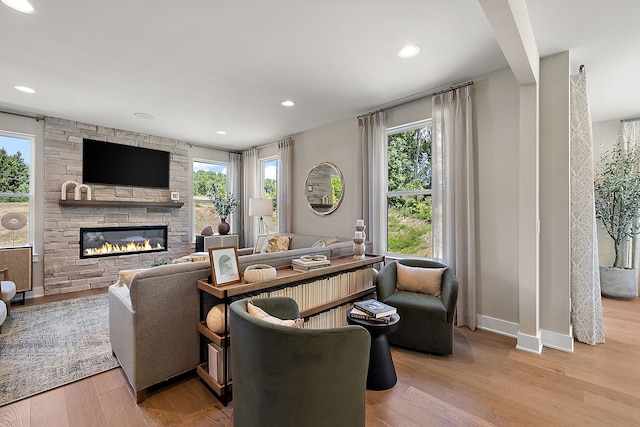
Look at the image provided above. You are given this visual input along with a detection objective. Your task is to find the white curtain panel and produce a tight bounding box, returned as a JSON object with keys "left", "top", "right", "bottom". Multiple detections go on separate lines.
{"left": 242, "top": 148, "right": 260, "bottom": 248}
{"left": 432, "top": 85, "right": 477, "bottom": 330}
{"left": 277, "top": 137, "right": 293, "bottom": 233}
{"left": 357, "top": 111, "right": 386, "bottom": 254}
{"left": 228, "top": 152, "right": 243, "bottom": 246}
{"left": 569, "top": 71, "right": 605, "bottom": 345}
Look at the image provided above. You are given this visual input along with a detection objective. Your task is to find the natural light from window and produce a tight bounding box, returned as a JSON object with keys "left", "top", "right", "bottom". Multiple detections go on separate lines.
{"left": 0, "top": 133, "right": 32, "bottom": 247}
{"left": 386, "top": 121, "right": 432, "bottom": 257}
{"left": 193, "top": 161, "right": 227, "bottom": 239}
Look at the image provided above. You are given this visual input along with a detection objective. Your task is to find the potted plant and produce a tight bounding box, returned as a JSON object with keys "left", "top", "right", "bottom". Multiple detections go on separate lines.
{"left": 594, "top": 142, "right": 640, "bottom": 298}
{"left": 210, "top": 191, "right": 239, "bottom": 235}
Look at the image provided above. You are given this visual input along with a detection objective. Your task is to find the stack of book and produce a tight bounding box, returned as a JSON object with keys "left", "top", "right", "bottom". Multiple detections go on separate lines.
{"left": 350, "top": 299, "right": 397, "bottom": 324}
{"left": 292, "top": 256, "right": 331, "bottom": 272}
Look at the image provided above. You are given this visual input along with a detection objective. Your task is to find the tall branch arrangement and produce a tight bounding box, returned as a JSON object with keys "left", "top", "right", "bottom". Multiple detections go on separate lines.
{"left": 594, "top": 143, "right": 640, "bottom": 267}
{"left": 210, "top": 191, "right": 239, "bottom": 219}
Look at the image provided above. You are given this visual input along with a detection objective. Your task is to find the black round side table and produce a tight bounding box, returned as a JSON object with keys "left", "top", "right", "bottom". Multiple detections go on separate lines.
{"left": 346, "top": 308, "right": 400, "bottom": 390}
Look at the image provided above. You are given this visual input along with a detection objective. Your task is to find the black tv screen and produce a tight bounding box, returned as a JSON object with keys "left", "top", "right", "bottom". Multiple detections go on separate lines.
{"left": 82, "top": 139, "right": 170, "bottom": 189}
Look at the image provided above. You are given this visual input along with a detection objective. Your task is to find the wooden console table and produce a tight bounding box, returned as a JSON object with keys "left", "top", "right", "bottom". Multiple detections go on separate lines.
{"left": 196, "top": 254, "right": 383, "bottom": 404}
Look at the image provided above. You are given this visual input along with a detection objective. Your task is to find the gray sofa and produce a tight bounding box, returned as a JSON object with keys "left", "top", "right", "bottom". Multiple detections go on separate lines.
{"left": 109, "top": 233, "right": 364, "bottom": 402}
{"left": 175, "top": 233, "right": 366, "bottom": 271}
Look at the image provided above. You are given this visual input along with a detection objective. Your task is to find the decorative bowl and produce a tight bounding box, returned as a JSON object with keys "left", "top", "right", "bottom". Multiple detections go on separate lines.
{"left": 243, "top": 264, "right": 277, "bottom": 283}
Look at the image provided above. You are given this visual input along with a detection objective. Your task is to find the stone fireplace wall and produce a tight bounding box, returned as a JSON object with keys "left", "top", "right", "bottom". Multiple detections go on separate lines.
{"left": 44, "top": 117, "right": 192, "bottom": 295}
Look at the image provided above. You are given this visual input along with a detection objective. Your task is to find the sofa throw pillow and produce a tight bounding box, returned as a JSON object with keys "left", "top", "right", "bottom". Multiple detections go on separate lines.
{"left": 396, "top": 263, "right": 446, "bottom": 297}
{"left": 247, "top": 301, "right": 300, "bottom": 328}
{"left": 322, "top": 236, "right": 342, "bottom": 246}
{"left": 114, "top": 268, "right": 147, "bottom": 288}
{"left": 264, "top": 234, "right": 291, "bottom": 253}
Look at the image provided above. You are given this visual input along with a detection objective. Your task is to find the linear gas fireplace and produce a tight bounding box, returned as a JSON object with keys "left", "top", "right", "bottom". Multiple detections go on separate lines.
{"left": 80, "top": 225, "right": 168, "bottom": 259}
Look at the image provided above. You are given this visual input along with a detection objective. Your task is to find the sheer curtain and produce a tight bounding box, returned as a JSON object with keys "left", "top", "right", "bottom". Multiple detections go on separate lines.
{"left": 432, "top": 85, "right": 476, "bottom": 330}
{"left": 242, "top": 148, "right": 260, "bottom": 248}
{"left": 569, "top": 70, "right": 604, "bottom": 345}
{"left": 277, "top": 137, "right": 293, "bottom": 233}
{"left": 357, "top": 111, "right": 386, "bottom": 254}
{"left": 228, "top": 152, "right": 243, "bottom": 246}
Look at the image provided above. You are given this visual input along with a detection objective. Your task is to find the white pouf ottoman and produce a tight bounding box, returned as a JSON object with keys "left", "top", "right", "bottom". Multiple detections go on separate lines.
{"left": 0, "top": 300, "right": 6, "bottom": 333}
{"left": 1, "top": 280, "right": 16, "bottom": 315}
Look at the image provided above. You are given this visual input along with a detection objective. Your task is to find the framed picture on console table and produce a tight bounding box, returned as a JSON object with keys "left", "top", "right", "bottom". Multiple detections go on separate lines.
{"left": 208, "top": 246, "right": 241, "bottom": 286}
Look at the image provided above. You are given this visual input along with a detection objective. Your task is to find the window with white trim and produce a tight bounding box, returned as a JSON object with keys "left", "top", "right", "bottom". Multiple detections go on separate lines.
{"left": 260, "top": 157, "right": 277, "bottom": 234}
{"left": 193, "top": 160, "right": 228, "bottom": 239}
{"left": 386, "top": 120, "right": 432, "bottom": 257}
{"left": 0, "top": 132, "right": 33, "bottom": 247}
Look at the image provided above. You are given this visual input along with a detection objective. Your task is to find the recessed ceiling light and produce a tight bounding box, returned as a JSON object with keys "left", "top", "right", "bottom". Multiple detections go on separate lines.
{"left": 2, "top": 0, "right": 36, "bottom": 13}
{"left": 281, "top": 100, "right": 295, "bottom": 107}
{"left": 398, "top": 45, "right": 420, "bottom": 59}
{"left": 216, "top": 131, "right": 227, "bottom": 135}
{"left": 14, "top": 85, "right": 35, "bottom": 94}
{"left": 134, "top": 112, "right": 154, "bottom": 119}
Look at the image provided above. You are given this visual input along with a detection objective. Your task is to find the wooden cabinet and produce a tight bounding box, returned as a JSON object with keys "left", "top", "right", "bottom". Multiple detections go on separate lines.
{"left": 0, "top": 246, "right": 32, "bottom": 293}
{"left": 196, "top": 254, "right": 383, "bottom": 404}
{"left": 196, "top": 234, "right": 239, "bottom": 252}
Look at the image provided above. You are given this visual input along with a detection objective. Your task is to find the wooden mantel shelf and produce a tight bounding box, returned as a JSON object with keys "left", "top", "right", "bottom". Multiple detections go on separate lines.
{"left": 58, "top": 199, "right": 184, "bottom": 208}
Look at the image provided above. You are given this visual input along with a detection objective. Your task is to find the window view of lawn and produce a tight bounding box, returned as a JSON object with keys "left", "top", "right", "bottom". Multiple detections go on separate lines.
{"left": 387, "top": 123, "right": 432, "bottom": 257}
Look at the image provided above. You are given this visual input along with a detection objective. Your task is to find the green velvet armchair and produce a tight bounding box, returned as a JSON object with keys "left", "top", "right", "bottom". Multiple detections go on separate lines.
{"left": 229, "top": 297, "right": 371, "bottom": 427}
{"left": 375, "top": 259, "right": 458, "bottom": 355}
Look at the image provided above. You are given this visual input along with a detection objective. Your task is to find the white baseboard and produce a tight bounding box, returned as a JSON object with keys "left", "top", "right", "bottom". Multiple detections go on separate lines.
{"left": 541, "top": 328, "right": 574, "bottom": 353}
{"left": 476, "top": 314, "right": 519, "bottom": 338}
{"left": 477, "top": 314, "right": 573, "bottom": 353}
{"left": 516, "top": 331, "right": 543, "bottom": 354}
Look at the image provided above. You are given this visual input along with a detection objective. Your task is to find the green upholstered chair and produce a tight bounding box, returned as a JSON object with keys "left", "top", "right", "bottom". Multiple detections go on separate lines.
{"left": 375, "top": 259, "right": 458, "bottom": 355}
{"left": 230, "top": 297, "right": 370, "bottom": 427}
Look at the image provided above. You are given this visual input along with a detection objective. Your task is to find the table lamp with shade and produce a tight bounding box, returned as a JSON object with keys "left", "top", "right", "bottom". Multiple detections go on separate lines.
{"left": 249, "top": 198, "right": 273, "bottom": 235}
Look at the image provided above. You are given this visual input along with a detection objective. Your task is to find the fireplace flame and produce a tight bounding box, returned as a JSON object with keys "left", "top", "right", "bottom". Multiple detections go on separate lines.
{"left": 84, "top": 239, "right": 164, "bottom": 256}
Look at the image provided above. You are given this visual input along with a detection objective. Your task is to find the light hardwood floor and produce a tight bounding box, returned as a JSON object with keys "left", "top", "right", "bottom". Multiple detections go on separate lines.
{"left": 1, "top": 290, "right": 639, "bottom": 426}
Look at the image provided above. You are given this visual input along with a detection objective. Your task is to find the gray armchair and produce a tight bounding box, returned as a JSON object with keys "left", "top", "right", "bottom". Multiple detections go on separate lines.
{"left": 375, "top": 259, "right": 458, "bottom": 355}
{"left": 230, "top": 297, "right": 370, "bottom": 427}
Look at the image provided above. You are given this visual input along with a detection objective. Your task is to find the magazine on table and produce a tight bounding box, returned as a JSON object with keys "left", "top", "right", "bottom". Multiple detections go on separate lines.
{"left": 353, "top": 299, "right": 397, "bottom": 318}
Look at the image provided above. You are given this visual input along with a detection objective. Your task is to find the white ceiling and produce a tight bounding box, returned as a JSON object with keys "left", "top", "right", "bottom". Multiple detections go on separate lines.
{"left": 1, "top": 0, "right": 638, "bottom": 150}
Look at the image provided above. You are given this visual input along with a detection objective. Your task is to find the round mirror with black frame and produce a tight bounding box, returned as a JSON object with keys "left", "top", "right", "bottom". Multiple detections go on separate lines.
{"left": 304, "top": 162, "right": 344, "bottom": 216}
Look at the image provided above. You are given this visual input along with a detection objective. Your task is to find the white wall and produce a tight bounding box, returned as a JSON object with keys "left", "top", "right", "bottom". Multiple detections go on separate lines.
{"left": 291, "top": 118, "right": 359, "bottom": 238}
{"left": 539, "top": 52, "right": 572, "bottom": 339}
{"left": 474, "top": 68, "right": 521, "bottom": 324}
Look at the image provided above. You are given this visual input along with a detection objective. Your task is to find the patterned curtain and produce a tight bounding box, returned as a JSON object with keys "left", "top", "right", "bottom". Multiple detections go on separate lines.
{"left": 569, "top": 70, "right": 605, "bottom": 345}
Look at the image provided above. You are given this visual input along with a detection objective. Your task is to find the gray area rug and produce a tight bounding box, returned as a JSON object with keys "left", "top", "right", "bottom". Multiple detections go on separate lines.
{"left": 0, "top": 294, "right": 120, "bottom": 406}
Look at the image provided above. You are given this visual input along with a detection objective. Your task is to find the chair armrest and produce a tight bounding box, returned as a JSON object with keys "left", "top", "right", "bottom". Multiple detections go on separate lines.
{"left": 375, "top": 262, "right": 398, "bottom": 301}
{"left": 440, "top": 268, "right": 459, "bottom": 323}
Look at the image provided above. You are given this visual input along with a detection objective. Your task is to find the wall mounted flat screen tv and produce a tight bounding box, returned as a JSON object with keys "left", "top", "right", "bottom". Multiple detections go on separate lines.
{"left": 82, "top": 139, "right": 170, "bottom": 189}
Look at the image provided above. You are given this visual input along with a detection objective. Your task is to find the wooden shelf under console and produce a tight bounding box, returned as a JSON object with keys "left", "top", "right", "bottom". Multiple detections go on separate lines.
{"left": 58, "top": 199, "right": 184, "bottom": 208}
{"left": 195, "top": 254, "right": 383, "bottom": 404}
{"left": 196, "top": 363, "right": 232, "bottom": 395}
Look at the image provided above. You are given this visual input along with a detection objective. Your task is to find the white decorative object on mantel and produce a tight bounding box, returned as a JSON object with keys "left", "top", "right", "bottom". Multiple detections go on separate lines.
{"left": 74, "top": 184, "right": 92, "bottom": 201}
{"left": 60, "top": 180, "right": 79, "bottom": 200}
